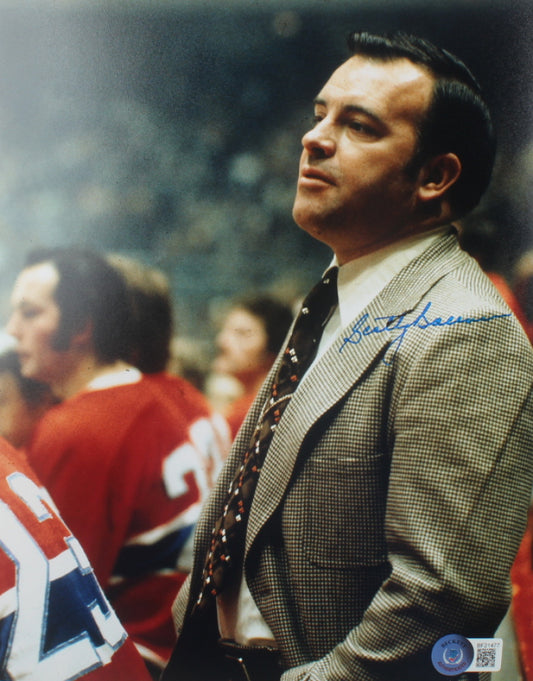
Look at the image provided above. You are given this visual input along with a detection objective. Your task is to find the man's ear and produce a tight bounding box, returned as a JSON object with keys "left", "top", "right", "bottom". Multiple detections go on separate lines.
{"left": 417, "top": 153, "right": 462, "bottom": 203}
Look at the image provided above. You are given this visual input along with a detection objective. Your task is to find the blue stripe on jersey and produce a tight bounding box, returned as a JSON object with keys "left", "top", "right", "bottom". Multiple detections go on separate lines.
{"left": 0, "top": 612, "right": 15, "bottom": 670}
{"left": 44, "top": 569, "right": 114, "bottom": 654}
{"left": 112, "top": 525, "right": 194, "bottom": 578}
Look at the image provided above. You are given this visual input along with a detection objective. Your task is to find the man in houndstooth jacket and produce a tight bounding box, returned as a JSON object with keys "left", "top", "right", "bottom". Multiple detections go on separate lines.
{"left": 162, "top": 31, "right": 533, "bottom": 681}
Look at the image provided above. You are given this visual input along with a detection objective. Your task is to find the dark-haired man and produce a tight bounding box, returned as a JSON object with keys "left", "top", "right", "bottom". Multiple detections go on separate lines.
{"left": 163, "top": 31, "right": 533, "bottom": 681}
{"left": 7, "top": 248, "right": 222, "bottom": 677}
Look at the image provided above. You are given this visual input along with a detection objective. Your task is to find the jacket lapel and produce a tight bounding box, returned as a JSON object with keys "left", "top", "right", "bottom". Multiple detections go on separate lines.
{"left": 245, "top": 230, "right": 469, "bottom": 554}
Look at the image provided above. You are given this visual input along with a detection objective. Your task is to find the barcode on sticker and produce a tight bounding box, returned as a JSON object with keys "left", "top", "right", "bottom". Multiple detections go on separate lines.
{"left": 467, "top": 638, "right": 502, "bottom": 672}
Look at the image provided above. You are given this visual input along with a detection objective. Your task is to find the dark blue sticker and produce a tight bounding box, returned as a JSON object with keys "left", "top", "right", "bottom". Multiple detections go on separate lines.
{"left": 431, "top": 634, "right": 474, "bottom": 676}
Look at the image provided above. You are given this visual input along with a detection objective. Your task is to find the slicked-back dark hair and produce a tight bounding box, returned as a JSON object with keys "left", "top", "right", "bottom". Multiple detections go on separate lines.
{"left": 25, "top": 247, "right": 135, "bottom": 364}
{"left": 235, "top": 295, "right": 294, "bottom": 355}
{"left": 347, "top": 31, "right": 496, "bottom": 218}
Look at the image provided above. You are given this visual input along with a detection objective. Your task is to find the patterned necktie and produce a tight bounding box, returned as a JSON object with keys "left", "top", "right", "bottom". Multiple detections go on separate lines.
{"left": 195, "top": 267, "right": 338, "bottom": 609}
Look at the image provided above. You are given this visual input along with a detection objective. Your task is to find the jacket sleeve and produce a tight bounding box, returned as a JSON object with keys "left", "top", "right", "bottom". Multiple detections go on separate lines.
{"left": 171, "top": 573, "right": 192, "bottom": 635}
{"left": 282, "top": 311, "right": 533, "bottom": 681}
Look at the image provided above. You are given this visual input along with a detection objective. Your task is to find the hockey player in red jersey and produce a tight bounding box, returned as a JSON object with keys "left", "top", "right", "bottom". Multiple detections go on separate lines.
{"left": 6, "top": 248, "right": 228, "bottom": 677}
{"left": 0, "top": 435, "right": 152, "bottom": 681}
{"left": 108, "top": 254, "right": 231, "bottom": 492}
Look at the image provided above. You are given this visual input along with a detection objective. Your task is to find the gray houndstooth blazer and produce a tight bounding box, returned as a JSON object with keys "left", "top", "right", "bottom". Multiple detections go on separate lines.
{"left": 171, "top": 230, "right": 533, "bottom": 681}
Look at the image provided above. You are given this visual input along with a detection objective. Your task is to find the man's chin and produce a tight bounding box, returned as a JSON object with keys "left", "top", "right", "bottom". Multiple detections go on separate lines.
{"left": 293, "top": 205, "right": 317, "bottom": 233}
{"left": 292, "top": 211, "right": 331, "bottom": 244}
{"left": 292, "top": 198, "right": 332, "bottom": 231}
{"left": 19, "top": 360, "right": 38, "bottom": 382}
{"left": 20, "top": 367, "right": 35, "bottom": 381}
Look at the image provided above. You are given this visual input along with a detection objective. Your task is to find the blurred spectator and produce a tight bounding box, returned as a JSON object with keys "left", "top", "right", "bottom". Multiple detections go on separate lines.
{"left": 0, "top": 348, "right": 57, "bottom": 451}
{"left": 109, "top": 253, "right": 231, "bottom": 489}
{"left": 6, "top": 247, "right": 215, "bottom": 677}
{"left": 209, "top": 295, "right": 293, "bottom": 438}
{"left": 0, "top": 435, "right": 152, "bottom": 680}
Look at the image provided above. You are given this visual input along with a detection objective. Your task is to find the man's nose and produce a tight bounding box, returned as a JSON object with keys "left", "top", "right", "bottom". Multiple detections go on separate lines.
{"left": 6, "top": 313, "right": 20, "bottom": 339}
{"left": 216, "top": 329, "right": 231, "bottom": 353}
{"left": 301, "top": 119, "right": 336, "bottom": 158}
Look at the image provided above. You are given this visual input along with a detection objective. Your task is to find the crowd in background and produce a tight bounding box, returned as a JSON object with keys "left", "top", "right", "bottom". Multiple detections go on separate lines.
{"left": 0, "top": 3, "right": 531, "bottom": 342}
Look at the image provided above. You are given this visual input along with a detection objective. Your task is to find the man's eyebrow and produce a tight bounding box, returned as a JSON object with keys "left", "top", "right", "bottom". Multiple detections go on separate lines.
{"left": 313, "top": 97, "right": 385, "bottom": 127}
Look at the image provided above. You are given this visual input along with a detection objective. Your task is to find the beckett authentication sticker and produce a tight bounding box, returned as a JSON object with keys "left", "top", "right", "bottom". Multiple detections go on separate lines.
{"left": 432, "top": 635, "right": 503, "bottom": 675}
{"left": 431, "top": 635, "right": 474, "bottom": 676}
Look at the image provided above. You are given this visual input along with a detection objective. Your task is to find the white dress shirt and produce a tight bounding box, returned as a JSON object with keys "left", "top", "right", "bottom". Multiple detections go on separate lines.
{"left": 315, "top": 226, "right": 449, "bottom": 364}
{"left": 218, "top": 226, "right": 450, "bottom": 645}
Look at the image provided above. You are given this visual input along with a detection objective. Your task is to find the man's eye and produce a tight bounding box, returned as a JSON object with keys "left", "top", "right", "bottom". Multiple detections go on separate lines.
{"left": 349, "top": 121, "right": 377, "bottom": 136}
{"left": 311, "top": 114, "right": 324, "bottom": 126}
{"left": 20, "top": 308, "right": 39, "bottom": 320}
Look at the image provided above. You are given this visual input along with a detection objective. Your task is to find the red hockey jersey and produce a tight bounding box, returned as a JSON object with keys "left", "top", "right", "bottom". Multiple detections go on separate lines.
{"left": 0, "top": 437, "right": 151, "bottom": 681}
{"left": 144, "top": 371, "right": 230, "bottom": 488}
{"left": 27, "top": 371, "right": 224, "bottom": 669}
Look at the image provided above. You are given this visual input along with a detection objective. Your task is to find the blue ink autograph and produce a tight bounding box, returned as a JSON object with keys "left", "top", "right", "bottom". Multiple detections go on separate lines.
{"left": 339, "top": 301, "right": 512, "bottom": 364}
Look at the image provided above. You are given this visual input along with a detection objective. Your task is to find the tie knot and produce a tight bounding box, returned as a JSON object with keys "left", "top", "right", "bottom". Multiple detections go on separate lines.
{"left": 322, "top": 267, "right": 338, "bottom": 287}
{"left": 298, "top": 267, "right": 338, "bottom": 323}
{"left": 277, "top": 266, "right": 338, "bottom": 379}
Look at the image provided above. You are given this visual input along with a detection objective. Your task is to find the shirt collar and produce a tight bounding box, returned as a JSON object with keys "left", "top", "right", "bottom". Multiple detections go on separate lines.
{"left": 86, "top": 366, "right": 142, "bottom": 392}
{"left": 328, "top": 226, "right": 450, "bottom": 330}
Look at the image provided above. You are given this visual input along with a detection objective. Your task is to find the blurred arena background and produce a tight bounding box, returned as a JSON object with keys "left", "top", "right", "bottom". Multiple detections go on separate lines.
{"left": 0, "top": 0, "right": 531, "bottom": 343}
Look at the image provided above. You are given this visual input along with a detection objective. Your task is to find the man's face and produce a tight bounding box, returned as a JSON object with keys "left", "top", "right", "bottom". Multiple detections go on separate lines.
{"left": 213, "top": 308, "right": 271, "bottom": 381}
{"left": 7, "top": 263, "right": 65, "bottom": 385}
{"left": 292, "top": 55, "right": 434, "bottom": 264}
